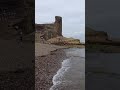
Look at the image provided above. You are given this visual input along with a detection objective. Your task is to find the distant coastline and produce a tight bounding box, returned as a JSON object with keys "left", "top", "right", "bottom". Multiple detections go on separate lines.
{"left": 86, "top": 27, "right": 120, "bottom": 53}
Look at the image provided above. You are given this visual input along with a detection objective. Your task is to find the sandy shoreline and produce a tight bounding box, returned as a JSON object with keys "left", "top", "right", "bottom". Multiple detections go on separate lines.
{"left": 35, "top": 48, "right": 67, "bottom": 90}
{"left": 0, "top": 41, "right": 83, "bottom": 89}
{"left": 35, "top": 43, "right": 66, "bottom": 57}
{"left": 35, "top": 43, "right": 85, "bottom": 90}
{"left": 35, "top": 43, "right": 85, "bottom": 56}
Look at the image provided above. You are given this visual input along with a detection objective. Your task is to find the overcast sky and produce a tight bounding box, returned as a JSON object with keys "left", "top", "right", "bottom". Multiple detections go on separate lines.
{"left": 86, "top": 0, "right": 120, "bottom": 39}
{"left": 35, "top": 0, "right": 85, "bottom": 42}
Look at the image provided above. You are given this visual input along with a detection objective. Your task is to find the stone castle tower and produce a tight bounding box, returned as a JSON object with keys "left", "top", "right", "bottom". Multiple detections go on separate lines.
{"left": 35, "top": 16, "right": 62, "bottom": 41}
{"left": 54, "top": 16, "right": 62, "bottom": 36}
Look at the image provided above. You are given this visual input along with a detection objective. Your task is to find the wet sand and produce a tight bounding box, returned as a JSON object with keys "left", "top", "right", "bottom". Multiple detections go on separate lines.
{"left": 35, "top": 49, "right": 67, "bottom": 90}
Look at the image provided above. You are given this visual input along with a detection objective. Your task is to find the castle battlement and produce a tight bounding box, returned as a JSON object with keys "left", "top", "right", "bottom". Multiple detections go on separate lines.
{"left": 35, "top": 16, "right": 62, "bottom": 40}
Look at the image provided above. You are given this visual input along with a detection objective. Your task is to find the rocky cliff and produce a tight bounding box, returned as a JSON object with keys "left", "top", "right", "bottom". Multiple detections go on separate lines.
{"left": 47, "top": 36, "right": 81, "bottom": 45}
{"left": 86, "top": 27, "right": 110, "bottom": 44}
{"left": 35, "top": 16, "right": 62, "bottom": 41}
{"left": 0, "top": 0, "right": 34, "bottom": 39}
{"left": 35, "top": 16, "right": 82, "bottom": 45}
{"left": 86, "top": 27, "right": 120, "bottom": 52}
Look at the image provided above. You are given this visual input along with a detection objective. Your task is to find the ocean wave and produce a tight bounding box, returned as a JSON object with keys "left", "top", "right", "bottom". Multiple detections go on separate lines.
{"left": 50, "top": 48, "right": 85, "bottom": 90}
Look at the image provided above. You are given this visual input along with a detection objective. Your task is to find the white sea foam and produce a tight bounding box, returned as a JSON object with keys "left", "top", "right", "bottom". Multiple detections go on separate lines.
{"left": 50, "top": 48, "right": 85, "bottom": 90}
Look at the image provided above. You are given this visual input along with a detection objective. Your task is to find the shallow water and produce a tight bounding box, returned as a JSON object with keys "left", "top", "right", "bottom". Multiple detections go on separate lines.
{"left": 86, "top": 52, "right": 120, "bottom": 90}
{"left": 86, "top": 53, "right": 120, "bottom": 74}
{"left": 50, "top": 48, "right": 85, "bottom": 90}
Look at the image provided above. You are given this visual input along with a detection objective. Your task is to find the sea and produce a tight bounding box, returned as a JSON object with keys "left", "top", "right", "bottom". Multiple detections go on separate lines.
{"left": 50, "top": 48, "right": 85, "bottom": 90}
{"left": 86, "top": 52, "right": 120, "bottom": 90}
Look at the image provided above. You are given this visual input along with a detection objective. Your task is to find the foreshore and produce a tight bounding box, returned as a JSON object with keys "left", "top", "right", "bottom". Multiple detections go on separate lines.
{"left": 35, "top": 43, "right": 85, "bottom": 57}
{"left": 35, "top": 43, "right": 66, "bottom": 57}
{"left": 35, "top": 43, "right": 85, "bottom": 90}
{"left": 35, "top": 46, "right": 67, "bottom": 90}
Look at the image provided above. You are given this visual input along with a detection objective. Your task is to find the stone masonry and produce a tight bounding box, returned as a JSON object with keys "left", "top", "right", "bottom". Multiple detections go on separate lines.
{"left": 35, "top": 16, "right": 62, "bottom": 41}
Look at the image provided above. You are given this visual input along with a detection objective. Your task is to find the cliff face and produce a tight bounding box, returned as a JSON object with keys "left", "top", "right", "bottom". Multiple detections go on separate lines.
{"left": 86, "top": 27, "right": 110, "bottom": 43}
{"left": 0, "top": 0, "right": 34, "bottom": 39}
{"left": 47, "top": 36, "right": 81, "bottom": 45}
{"left": 35, "top": 16, "right": 62, "bottom": 41}
{"left": 35, "top": 16, "right": 81, "bottom": 45}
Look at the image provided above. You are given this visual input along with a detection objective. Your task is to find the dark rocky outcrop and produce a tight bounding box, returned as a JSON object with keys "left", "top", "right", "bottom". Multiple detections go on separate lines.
{"left": 47, "top": 36, "right": 81, "bottom": 45}
{"left": 35, "top": 16, "right": 62, "bottom": 41}
{"left": 86, "top": 27, "right": 120, "bottom": 46}
{"left": 0, "top": 0, "right": 34, "bottom": 40}
{"left": 35, "top": 16, "right": 82, "bottom": 45}
{"left": 86, "top": 27, "right": 111, "bottom": 44}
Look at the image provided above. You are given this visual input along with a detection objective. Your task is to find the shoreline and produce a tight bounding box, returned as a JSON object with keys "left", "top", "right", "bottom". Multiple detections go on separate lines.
{"left": 35, "top": 48, "right": 67, "bottom": 90}
{"left": 35, "top": 46, "right": 85, "bottom": 90}
{"left": 35, "top": 43, "right": 66, "bottom": 57}
{"left": 35, "top": 43, "right": 85, "bottom": 90}
{"left": 35, "top": 43, "right": 85, "bottom": 57}
{"left": 50, "top": 48, "right": 85, "bottom": 90}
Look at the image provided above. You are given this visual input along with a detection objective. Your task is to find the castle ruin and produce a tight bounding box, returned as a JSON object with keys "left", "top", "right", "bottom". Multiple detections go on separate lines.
{"left": 35, "top": 16, "right": 62, "bottom": 41}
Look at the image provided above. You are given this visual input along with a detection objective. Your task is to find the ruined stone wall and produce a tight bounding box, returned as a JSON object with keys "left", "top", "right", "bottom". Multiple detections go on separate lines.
{"left": 35, "top": 16, "right": 62, "bottom": 40}
{"left": 54, "top": 16, "right": 62, "bottom": 36}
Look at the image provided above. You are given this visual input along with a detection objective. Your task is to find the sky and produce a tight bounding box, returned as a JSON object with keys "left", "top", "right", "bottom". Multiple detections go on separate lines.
{"left": 35, "top": 0, "right": 85, "bottom": 42}
{"left": 86, "top": 0, "right": 120, "bottom": 39}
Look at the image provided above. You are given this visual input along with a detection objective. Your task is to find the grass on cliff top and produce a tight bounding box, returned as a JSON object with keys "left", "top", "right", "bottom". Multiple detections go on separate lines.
{"left": 52, "top": 43, "right": 85, "bottom": 48}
